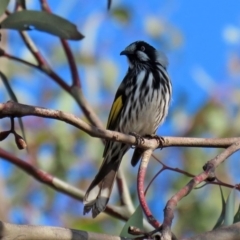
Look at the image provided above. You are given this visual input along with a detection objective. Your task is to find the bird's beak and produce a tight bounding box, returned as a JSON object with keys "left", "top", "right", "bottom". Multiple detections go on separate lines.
{"left": 120, "top": 50, "right": 132, "bottom": 56}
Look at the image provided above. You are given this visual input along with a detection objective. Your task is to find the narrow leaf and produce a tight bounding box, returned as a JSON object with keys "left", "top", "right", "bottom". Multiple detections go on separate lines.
{"left": 223, "top": 188, "right": 236, "bottom": 226}
{"left": 213, "top": 186, "right": 225, "bottom": 229}
{"left": 0, "top": 72, "right": 27, "bottom": 143}
{"left": 0, "top": 0, "right": 10, "bottom": 18}
{"left": 1, "top": 10, "right": 84, "bottom": 40}
{"left": 233, "top": 204, "right": 240, "bottom": 223}
{"left": 120, "top": 205, "right": 143, "bottom": 238}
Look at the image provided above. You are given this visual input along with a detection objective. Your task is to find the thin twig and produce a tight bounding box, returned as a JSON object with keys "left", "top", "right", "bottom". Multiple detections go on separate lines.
{"left": 61, "top": 39, "right": 81, "bottom": 87}
{"left": 0, "top": 147, "right": 131, "bottom": 221}
{"left": 151, "top": 154, "right": 237, "bottom": 191}
{"left": 116, "top": 169, "right": 135, "bottom": 214}
{"left": 160, "top": 140, "right": 240, "bottom": 238}
{"left": 19, "top": 31, "right": 49, "bottom": 67}
{"left": 39, "top": 0, "right": 81, "bottom": 87}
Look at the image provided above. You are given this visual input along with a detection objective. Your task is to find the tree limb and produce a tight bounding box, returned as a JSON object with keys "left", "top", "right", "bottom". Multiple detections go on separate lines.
{"left": 0, "top": 221, "right": 129, "bottom": 240}
{"left": 0, "top": 101, "right": 239, "bottom": 150}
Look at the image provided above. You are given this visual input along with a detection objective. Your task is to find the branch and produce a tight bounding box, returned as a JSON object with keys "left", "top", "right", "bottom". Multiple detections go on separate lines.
{"left": 19, "top": 31, "right": 49, "bottom": 67}
{"left": 148, "top": 155, "right": 236, "bottom": 191}
{"left": 38, "top": 0, "right": 104, "bottom": 129}
{"left": 71, "top": 86, "right": 105, "bottom": 129}
{"left": 0, "top": 147, "right": 85, "bottom": 199}
{"left": 182, "top": 222, "right": 240, "bottom": 240}
{"left": 116, "top": 168, "right": 135, "bottom": 214}
{"left": 1, "top": 221, "right": 240, "bottom": 240}
{"left": 0, "top": 101, "right": 239, "bottom": 149}
{"left": 137, "top": 149, "right": 161, "bottom": 229}
{"left": 2, "top": 51, "right": 71, "bottom": 92}
{"left": 160, "top": 141, "right": 240, "bottom": 239}
{"left": 0, "top": 147, "right": 134, "bottom": 221}
{"left": 0, "top": 221, "right": 129, "bottom": 240}
{"left": 39, "top": 0, "right": 81, "bottom": 88}
{"left": 61, "top": 39, "right": 81, "bottom": 87}
{"left": 1, "top": 43, "right": 103, "bottom": 129}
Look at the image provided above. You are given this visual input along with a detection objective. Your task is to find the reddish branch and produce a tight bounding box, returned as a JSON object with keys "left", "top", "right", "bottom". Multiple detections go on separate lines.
{"left": 0, "top": 146, "right": 131, "bottom": 221}
{"left": 39, "top": 0, "right": 81, "bottom": 88}
{"left": 19, "top": 31, "right": 49, "bottom": 67}
{"left": 134, "top": 142, "right": 240, "bottom": 238}
{"left": 145, "top": 155, "right": 236, "bottom": 194}
{"left": 137, "top": 149, "right": 161, "bottom": 229}
{"left": 159, "top": 141, "right": 240, "bottom": 239}
{"left": 3, "top": 6, "right": 102, "bottom": 129}
{"left": 2, "top": 46, "right": 104, "bottom": 129}
{"left": 2, "top": 51, "right": 71, "bottom": 92}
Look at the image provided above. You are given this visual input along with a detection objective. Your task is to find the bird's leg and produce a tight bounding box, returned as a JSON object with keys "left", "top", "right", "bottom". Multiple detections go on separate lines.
{"left": 129, "top": 132, "right": 145, "bottom": 148}
{"left": 145, "top": 134, "right": 165, "bottom": 149}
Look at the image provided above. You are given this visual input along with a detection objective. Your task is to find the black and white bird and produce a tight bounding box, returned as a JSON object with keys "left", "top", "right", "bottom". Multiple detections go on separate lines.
{"left": 83, "top": 41, "right": 172, "bottom": 218}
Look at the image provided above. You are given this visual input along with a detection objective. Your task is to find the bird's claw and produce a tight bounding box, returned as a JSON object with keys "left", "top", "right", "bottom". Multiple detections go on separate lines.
{"left": 129, "top": 132, "right": 145, "bottom": 148}
{"left": 145, "top": 134, "right": 165, "bottom": 149}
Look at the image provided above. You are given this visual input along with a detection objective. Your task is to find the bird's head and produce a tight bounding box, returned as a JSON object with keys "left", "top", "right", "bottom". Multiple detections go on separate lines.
{"left": 120, "top": 41, "right": 168, "bottom": 69}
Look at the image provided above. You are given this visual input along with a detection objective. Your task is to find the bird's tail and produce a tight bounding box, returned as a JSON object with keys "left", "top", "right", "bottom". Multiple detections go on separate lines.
{"left": 131, "top": 148, "right": 144, "bottom": 167}
{"left": 83, "top": 142, "right": 128, "bottom": 218}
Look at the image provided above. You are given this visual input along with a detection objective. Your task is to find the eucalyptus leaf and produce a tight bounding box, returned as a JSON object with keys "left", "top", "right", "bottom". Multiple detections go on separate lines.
{"left": 120, "top": 205, "right": 143, "bottom": 238}
{"left": 223, "top": 188, "right": 236, "bottom": 226}
{"left": 233, "top": 204, "right": 240, "bottom": 223}
{"left": 212, "top": 186, "right": 225, "bottom": 229}
{"left": 1, "top": 10, "right": 84, "bottom": 40}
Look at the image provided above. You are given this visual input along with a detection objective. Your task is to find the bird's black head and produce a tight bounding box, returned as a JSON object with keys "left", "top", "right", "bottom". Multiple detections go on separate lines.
{"left": 120, "top": 41, "right": 168, "bottom": 68}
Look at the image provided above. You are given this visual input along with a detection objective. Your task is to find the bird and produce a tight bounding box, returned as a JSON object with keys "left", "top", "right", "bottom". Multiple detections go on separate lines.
{"left": 83, "top": 41, "right": 172, "bottom": 218}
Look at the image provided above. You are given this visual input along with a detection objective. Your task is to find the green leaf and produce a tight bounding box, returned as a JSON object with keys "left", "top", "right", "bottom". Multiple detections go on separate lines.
{"left": 212, "top": 186, "right": 225, "bottom": 229}
{"left": 1, "top": 10, "right": 84, "bottom": 40}
{"left": 223, "top": 188, "right": 236, "bottom": 226}
{"left": 0, "top": 0, "right": 10, "bottom": 17}
{"left": 119, "top": 205, "right": 143, "bottom": 238}
{"left": 233, "top": 204, "right": 240, "bottom": 223}
{"left": 0, "top": 71, "right": 27, "bottom": 144}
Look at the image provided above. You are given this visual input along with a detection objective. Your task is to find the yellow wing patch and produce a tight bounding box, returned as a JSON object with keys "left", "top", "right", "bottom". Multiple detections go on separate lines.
{"left": 107, "top": 95, "right": 123, "bottom": 128}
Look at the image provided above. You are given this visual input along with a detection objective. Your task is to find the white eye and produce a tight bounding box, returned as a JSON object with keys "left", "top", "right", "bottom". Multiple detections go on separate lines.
{"left": 140, "top": 46, "right": 145, "bottom": 51}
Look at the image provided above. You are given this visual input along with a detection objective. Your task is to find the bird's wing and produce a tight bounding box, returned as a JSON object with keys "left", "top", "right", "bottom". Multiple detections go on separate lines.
{"left": 106, "top": 77, "right": 128, "bottom": 131}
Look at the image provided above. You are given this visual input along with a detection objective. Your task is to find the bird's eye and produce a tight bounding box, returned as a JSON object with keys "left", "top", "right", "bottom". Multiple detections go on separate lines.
{"left": 140, "top": 46, "right": 145, "bottom": 51}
